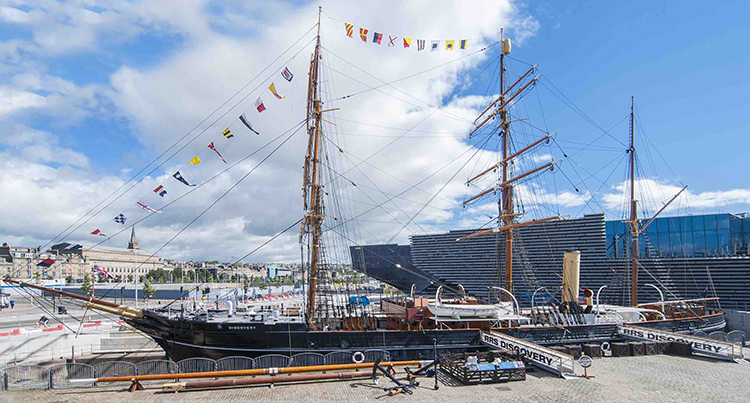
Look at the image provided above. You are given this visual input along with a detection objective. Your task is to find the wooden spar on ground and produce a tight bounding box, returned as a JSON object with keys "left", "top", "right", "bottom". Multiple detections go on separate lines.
{"left": 3, "top": 278, "right": 142, "bottom": 318}
{"left": 162, "top": 371, "right": 371, "bottom": 392}
{"left": 91, "top": 360, "right": 422, "bottom": 385}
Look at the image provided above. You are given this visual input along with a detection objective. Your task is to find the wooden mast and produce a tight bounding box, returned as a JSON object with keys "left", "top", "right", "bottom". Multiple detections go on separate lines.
{"left": 459, "top": 30, "right": 557, "bottom": 301}
{"left": 625, "top": 96, "right": 687, "bottom": 307}
{"left": 628, "top": 96, "right": 639, "bottom": 306}
{"left": 498, "top": 29, "right": 514, "bottom": 299}
{"left": 304, "top": 6, "right": 324, "bottom": 327}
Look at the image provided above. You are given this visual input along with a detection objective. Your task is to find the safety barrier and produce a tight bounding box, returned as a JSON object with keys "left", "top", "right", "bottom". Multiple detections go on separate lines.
{"left": 709, "top": 331, "right": 728, "bottom": 341}
{"left": 4, "top": 365, "right": 49, "bottom": 391}
{"left": 49, "top": 363, "right": 95, "bottom": 389}
{"left": 290, "top": 353, "right": 325, "bottom": 367}
{"left": 177, "top": 357, "right": 218, "bottom": 373}
{"left": 92, "top": 361, "right": 137, "bottom": 378}
{"left": 135, "top": 360, "right": 177, "bottom": 378}
{"left": 0, "top": 350, "right": 397, "bottom": 391}
{"left": 727, "top": 330, "right": 747, "bottom": 346}
{"left": 255, "top": 354, "right": 291, "bottom": 369}
{"left": 216, "top": 356, "right": 255, "bottom": 371}
{"left": 694, "top": 330, "right": 709, "bottom": 338}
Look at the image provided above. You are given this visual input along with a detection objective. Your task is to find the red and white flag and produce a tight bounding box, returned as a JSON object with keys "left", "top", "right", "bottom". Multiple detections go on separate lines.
{"left": 90, "top": 229, "right": 106, "bottom": 237}
{"left": 281, "top": 67, "right": 293, "bottom": 82}
{"left": 137, "top": 202, "right": 162, "bottom": 213}
{"left": 153, "top": 185, "right": 167, "bottom": 197}
{"left": 255, "top": 97, "right": 266, "bottom": 113}
{"left": 208, "top": 142, "right": 227, "bottom": 163}
{"left": 92, "top": 265, "right": 114, "bottom": 279}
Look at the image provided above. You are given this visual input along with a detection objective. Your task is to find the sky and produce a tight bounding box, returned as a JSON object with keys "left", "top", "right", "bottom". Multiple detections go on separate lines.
{"left": 1, "top": 0, "right": 749, "bottom": 264}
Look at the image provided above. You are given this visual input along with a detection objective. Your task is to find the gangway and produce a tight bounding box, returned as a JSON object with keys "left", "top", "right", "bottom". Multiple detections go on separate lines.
{"left": 618, "top": 324, "right": 744, "bottom": 362}
{"left": 480, "top": 331, "right": 576, "bottom": 378}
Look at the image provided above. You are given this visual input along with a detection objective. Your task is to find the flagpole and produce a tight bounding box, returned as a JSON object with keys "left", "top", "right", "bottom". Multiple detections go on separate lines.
{"left": 134, "top": 249, "right": 138, "bottom": 309}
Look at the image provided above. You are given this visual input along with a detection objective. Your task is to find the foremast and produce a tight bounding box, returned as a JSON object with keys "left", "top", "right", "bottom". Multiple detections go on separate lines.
{"left": 301, "top": 6, "right": 324, "bottom": 328}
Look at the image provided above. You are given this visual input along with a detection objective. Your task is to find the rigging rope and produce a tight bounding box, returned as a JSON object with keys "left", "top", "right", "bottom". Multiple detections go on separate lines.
{"left": 92, "top": 120, "right": 308, "bottom": 302}
{"left": 29, "top": 24, "right": 320, "bottom": 264}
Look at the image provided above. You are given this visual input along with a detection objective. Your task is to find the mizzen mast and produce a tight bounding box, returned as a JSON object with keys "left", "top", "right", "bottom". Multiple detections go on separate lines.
{"left": 625, "top": 96, "right": 686, "bottom": 306}
{"left": 628, "top": 96, "right": 639, "bottom": 306}
{"left": 460, "top": 30, "right": 558, "bottom": 300}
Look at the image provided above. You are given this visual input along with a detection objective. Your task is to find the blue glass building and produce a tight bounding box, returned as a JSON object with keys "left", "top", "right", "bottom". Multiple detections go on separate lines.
{"left": 605, "top": 213, "right": 750, "bottom": 259}
{"left": 353, "top": 212, "right": 750, "bottom": 309}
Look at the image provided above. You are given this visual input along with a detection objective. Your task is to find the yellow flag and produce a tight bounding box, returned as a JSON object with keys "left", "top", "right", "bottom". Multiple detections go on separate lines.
{"left": 446, "top": 40, "right": 455, "bottom": 50}
{"left": 268, "top": 82, "right": 285, "bottom": 99}
{"left": 190, "top": 155, "right": 201, "bottom": 165}
{"left": 403, "top": 38, "right": 412, "bottom": 48}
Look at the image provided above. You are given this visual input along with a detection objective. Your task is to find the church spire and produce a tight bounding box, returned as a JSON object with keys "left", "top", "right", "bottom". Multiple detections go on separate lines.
{"left": 128, "top": 226, "right": 139, "bottom": 250}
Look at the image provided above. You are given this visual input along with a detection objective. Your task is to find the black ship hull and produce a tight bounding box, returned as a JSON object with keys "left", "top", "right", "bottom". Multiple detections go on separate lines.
{"left": 127, "top": 311, "right": 726, "bottom": 362}
{"left": 127, "top": 311, "right": 483, "bottom": 362}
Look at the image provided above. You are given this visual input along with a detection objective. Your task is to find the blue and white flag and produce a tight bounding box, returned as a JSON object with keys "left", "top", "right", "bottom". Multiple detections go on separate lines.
{"left": 173, "top": 171, "right": 197, "bottom": 187}
{"left": 114, "top": 214, "right": 127, "bottom": 225}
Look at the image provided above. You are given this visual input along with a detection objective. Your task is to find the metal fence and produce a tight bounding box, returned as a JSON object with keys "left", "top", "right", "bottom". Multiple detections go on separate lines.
{"left": 49, "top": 363, "right": 95, "bottom": 389}
{"left": 0, "top": 350, "right": 394, "bottom": 392}
{"left": 92, "top": 361, "right": 137, "bottom": 378}
{"left": 290, "top": 353, "right": 325, "bottom": 367}
{"left": 255, "top": 354, "right": 291, "bottom": 369}
{"left": 177, "top": 358, "right": 217, "bottom": 373}
{"left": 727, "top": 330, "right": 747, "bottom": 346}
{"left": 4, "top": 365, "right": 49, "bottom": 391}
{"left": 217, "top": 356, "right": 254, "bottom": 371}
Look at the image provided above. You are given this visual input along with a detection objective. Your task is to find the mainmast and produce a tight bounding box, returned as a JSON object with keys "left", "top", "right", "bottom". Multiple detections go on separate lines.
{"left": 460, "top": 31, "right": 557, "bottom": 300}
{"left": 498, "top": 29, "right": 515, "bottom": 299}
{"left": 302, "top": 6, "right": 324, "bottom": 327}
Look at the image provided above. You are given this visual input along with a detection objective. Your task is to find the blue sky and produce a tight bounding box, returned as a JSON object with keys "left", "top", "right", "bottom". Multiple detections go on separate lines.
{"left": 522, "top": 1, "right": 750, "bottom": 192}
{"left": 1, "top": 0, "right": 748, "bottom": 261}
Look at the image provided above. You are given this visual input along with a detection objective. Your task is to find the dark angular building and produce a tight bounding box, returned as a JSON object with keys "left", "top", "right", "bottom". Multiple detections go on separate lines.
{"left": 351, "top": 212, "right": 750, "bottom": 309}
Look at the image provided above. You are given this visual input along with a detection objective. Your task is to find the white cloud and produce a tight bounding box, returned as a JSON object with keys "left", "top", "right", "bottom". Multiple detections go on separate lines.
{"left": 1, "top": 124, "right": 89, "bottom": 167}
{"left": 602, "top": 179, "right": 750, "bottom": 214}
{"left": 0, "top": 6, "right": 31, "bottom": 23}
{"left": 531, "top": 153, "right": 553, "bottom": 163}
{"left": 0, "top": 86, "right": 46, "bottom": 116}
{"left": 1, "top": 0, "right": 549, "bottom": 263}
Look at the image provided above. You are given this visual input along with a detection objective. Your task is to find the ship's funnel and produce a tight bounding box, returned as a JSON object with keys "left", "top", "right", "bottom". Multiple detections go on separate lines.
{"left": 562, "top": 251, "right": 581, "bottom": 303}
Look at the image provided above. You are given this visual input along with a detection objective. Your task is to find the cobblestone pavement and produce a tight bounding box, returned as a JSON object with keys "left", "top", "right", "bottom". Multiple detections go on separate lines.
{"left": 2, "top": 355, "right": 749, "bottom": 403}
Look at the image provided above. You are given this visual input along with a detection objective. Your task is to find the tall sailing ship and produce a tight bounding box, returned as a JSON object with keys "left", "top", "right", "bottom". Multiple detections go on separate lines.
{"left": 5, "top": 8, "right": 724, "bottom": 362}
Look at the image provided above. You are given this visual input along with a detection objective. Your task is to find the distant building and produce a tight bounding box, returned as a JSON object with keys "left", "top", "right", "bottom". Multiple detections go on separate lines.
{"left": 267, "top": 265, "right": 293, "bottom": 278}
{"left": 353, "top": 212, "right": 750, "bottom": 309}
{"left": 2, "top": 227, "right": 163, "bottom": 282}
